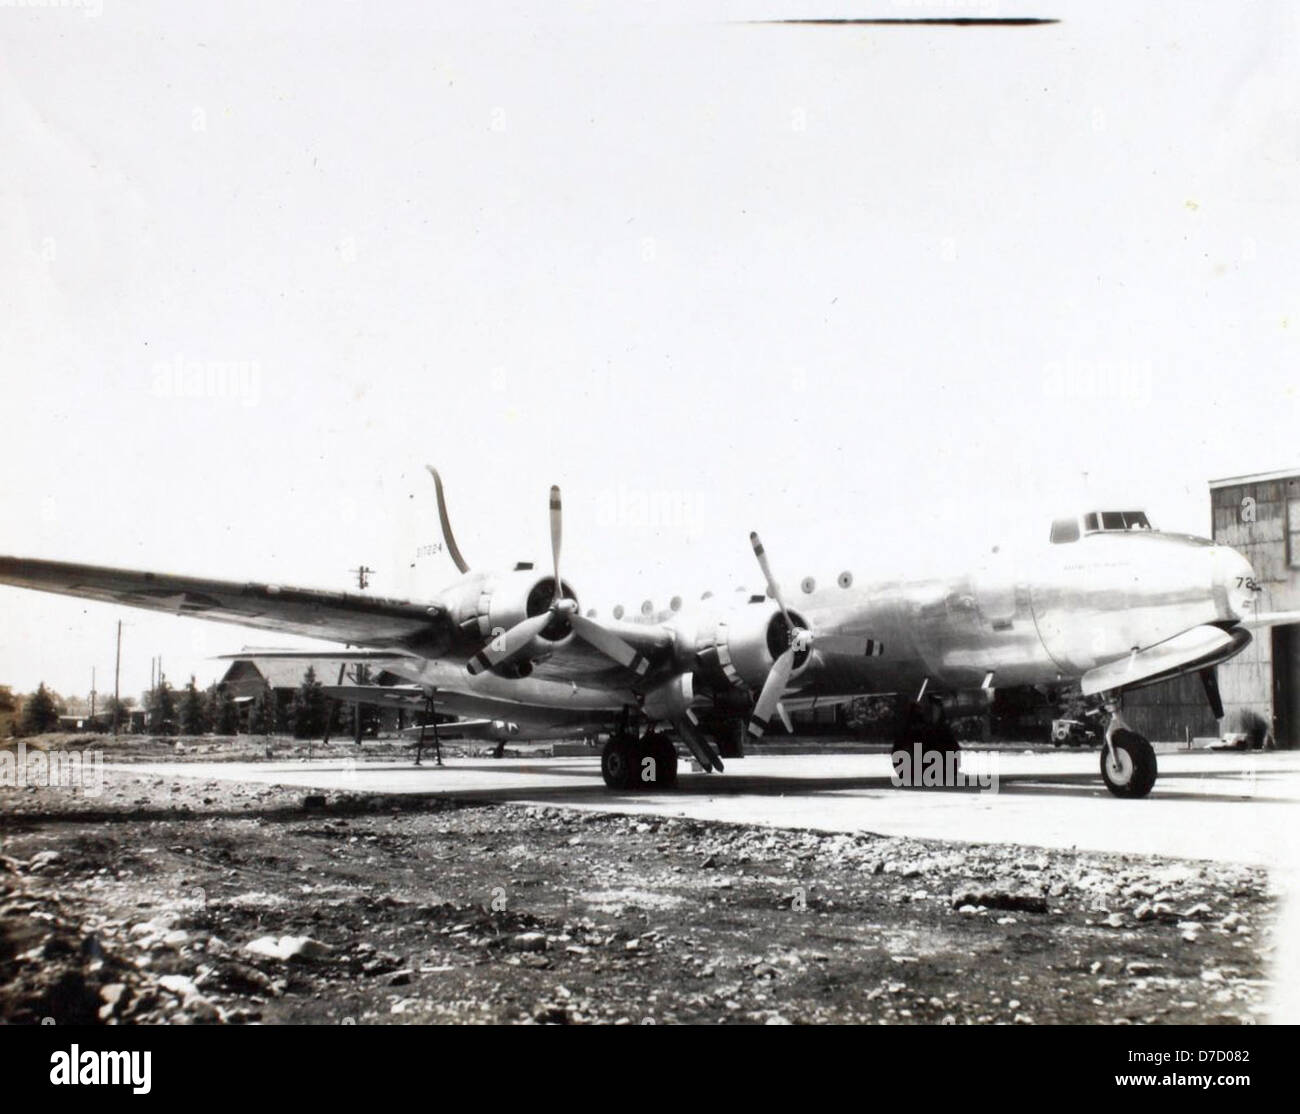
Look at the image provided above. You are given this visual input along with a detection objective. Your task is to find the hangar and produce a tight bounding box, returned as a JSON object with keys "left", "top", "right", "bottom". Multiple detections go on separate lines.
{"left": 1125, "top": 467, "right": 1300, "bottom": 747}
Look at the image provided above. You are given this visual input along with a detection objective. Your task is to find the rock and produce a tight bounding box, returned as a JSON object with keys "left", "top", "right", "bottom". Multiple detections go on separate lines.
{"left": 510, "top": 932, "right": 548, "bottom": 953}
{"left": 388, "top": 969, "right": 413, "bottom": 986}
{"left": 98, "top": 983, "right": 128, "bottom": 1021}
{"left": 159, "top": 974, "right": 200, "bottom": 999}
{"left": 243, "top": 935, "right": 332, "bottom": 962}
{"left": 181, "top": 995, "right": 221, "bottom": 1023}
{"left": 28, "top": 851, "right": 63, "bottom": 872}
{"left": 950, "top": 888, "right": 1048, "bottom": 914}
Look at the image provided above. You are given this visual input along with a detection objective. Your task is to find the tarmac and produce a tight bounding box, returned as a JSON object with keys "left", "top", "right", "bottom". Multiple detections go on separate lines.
{"left": 118, "top": 745, "right": 1300, "bottom": 869}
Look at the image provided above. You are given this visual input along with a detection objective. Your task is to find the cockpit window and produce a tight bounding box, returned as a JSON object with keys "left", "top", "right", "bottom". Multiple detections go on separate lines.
{"left": 1081, "top": 509, "right": 1154, "bottom": 534}
{"left": 1050, "top": 517, "right": 1080, "bottom": 544}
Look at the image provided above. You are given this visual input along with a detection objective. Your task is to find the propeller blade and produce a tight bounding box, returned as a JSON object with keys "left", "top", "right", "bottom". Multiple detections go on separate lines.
{"left": 549, "top": 485, "right": 563, "bottom": 604}
{"left": 465, "top": 612, "right": 552, "bottom": 676}
{"left": 570, "top": 613, "right": 651, "bottom": 676}
{"left": 674, "top": 707, "right": 724, "bottom": 773}
{"left": 1199, "top": 666, "right": 1224, "bottom": 720}
{"left": 747, "top": 647, "right": 795, "bottom": 740}
{"left": 425, "top": 465, "right": 471, "bottom": 574}
{"left": 776, "top": 702, "right": 794, "bottom": 735}
{"left": 749, "top": 531, "right": 792, "bottom": 630}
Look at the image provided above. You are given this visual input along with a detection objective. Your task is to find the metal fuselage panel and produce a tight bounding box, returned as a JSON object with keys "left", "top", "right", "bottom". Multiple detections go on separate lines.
{"left": 791, "top": 531, "right": 1247, "bottom": 699}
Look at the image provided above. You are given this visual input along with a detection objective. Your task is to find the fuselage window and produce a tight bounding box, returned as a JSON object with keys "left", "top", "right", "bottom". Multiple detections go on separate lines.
{"left": 1050, "top": 517, "right": 1080, "bottom": 544}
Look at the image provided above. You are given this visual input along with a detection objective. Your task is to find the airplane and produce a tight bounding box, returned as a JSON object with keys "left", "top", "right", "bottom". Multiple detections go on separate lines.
{"left": 2, "top": 468, "right": 1295, "bottom": 799}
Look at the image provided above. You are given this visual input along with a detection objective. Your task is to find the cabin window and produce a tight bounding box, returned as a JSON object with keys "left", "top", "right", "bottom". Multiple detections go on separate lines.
{"left": 1100, "top": 511, "right": 1126, "bottom": 530}
{"left": 1121, "top": 511, "right": 1151, "bottom": 530}
{"left": 1050, "top": 517, "right": 1080, "bottom": 544}
{"left": 1083, "top": 512, "right": 1100, "bottom": 532}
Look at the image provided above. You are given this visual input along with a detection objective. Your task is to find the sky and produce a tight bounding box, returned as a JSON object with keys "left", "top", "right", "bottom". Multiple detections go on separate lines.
{"left": 1, "top": 1, "right": 1297, "bottom": 701}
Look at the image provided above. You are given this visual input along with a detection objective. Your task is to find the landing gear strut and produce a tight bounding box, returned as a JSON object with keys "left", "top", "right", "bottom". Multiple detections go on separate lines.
{"left": 1100, "top": 703, "right": 1156, "bottom": 798}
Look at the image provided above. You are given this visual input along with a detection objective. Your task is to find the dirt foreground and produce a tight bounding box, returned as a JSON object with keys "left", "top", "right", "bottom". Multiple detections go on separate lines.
{"left": 0, "top": 744, "right": 1276, "bottom": 1026}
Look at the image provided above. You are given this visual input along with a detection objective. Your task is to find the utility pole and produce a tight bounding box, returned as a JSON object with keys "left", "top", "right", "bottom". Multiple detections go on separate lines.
{"left": 90, "top": 666, "right": 96, "bottom": 720}
{"left": 112, "top": 621, "right": 122, "bottom": 737}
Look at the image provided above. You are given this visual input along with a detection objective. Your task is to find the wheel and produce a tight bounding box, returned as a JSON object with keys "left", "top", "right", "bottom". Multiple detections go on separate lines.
{"left": 1100, "top": 729, "right": 1157, "bottom": 798}
{"left": 891, "top": 725, "right": 962, "bottom": 788}
{"left": 638, "top": 733, "right": 678, "bottom": 789}
{"left": 601, "top": 735, "right": 638, "bottom": 790}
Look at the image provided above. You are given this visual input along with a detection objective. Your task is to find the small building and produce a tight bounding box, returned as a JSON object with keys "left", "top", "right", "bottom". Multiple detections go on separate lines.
{"left": 217, "top": 657, "right": 407, "bottom": 735}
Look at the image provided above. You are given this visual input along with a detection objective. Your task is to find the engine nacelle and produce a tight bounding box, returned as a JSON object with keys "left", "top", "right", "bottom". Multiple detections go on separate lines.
{"left": 435, "top": 567, "right": 578, "bottom": 647}
{"left": 672, "top": 597, "right": 811, "bottom": 692}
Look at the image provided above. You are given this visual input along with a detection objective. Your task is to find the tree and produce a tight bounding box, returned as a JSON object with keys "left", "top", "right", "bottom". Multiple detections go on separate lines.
{"left": 249, "top": 684, "right": 274, "bottom": 736}
{"left": 290, "top": 666, "right": 329, "bottom": 739}
{"left": 213, "top": 687, "right": 240, "bottom": 735}
{"left": 20, "top": 683, "right": 60, "bottom": 736}
{"left": 149, "top": 679, "right": 177, "bottom": 735}
{"left": 102, "top": 696, "right": 132, "bottom": 729}
{"left": 0, "top": 685, "right": 16, "bottom": 736}
{"left": 180, "top": 676, "right": 209, "bottom": 735}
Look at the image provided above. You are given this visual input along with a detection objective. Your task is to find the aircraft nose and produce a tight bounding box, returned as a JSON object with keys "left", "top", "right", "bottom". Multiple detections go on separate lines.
{"left": 1214, "top": 546, "right": 1258, "bottom": 621}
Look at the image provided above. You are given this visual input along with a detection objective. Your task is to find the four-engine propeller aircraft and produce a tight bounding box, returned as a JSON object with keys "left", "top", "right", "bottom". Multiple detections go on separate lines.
{"left": 3, "top": 467, "right": 1294, "bottom": 799}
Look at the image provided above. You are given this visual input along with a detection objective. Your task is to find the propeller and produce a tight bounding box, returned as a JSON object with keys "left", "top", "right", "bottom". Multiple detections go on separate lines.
{"left": 745, "top": 531, "right": 872, "bottom": 740}
{"left": 466, "top": 485, "right": 651, "bottom": 678}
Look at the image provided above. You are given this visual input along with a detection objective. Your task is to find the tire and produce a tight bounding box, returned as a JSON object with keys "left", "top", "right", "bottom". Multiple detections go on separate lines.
{"left": 891, "top": 727, "right": 962, "bottom": 788}
{"left": 601, "top": 735, "right": 638, "bottom": 790}
{"left": 1100, "top": 730, "right": 1157, "bottom": 799}
{"left": 641, "top": 734, "right": 678, "bottom": 789}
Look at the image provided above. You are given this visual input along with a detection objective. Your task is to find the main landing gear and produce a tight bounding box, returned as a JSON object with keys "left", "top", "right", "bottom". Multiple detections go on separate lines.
{"left": 890, "top": 695, "right": 963, "bottom": 788}
{"left": 1099, "top": 704, "right": 1157, "bottom": 799}
{"left": 600, "top": 723, "right": 679, "bottom": 791}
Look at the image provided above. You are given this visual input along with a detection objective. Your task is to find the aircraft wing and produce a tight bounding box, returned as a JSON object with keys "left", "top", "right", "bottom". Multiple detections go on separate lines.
{"left": 1238, "top": 610, "right": 1300, "bottom": 630}
{"left": 1080, "top": 624, "right": 1252, "bottom": 696}
{"left": 396, "top": 719, "right": 519, "bottom": 740}
{"left": 0, "top": 556, "right": 450, "bottom": 652}
{"left": 320, "top": 684, "right": 426, "bottom": 709}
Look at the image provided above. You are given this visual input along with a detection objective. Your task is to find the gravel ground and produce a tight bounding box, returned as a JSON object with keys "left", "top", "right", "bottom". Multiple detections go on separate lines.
{"left": 0, "top": 744, "right": 1277, "bottom": 1026}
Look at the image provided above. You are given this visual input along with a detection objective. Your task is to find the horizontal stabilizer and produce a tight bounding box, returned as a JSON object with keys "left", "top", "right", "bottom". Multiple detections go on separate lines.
{"left": 321, "top": 684, "right": 426, "bottom": 708}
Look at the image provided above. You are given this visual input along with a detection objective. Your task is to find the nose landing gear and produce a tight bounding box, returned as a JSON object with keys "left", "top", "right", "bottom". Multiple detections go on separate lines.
{"left": 1099, "top": 703, "right": 1157, "bottom": 798}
